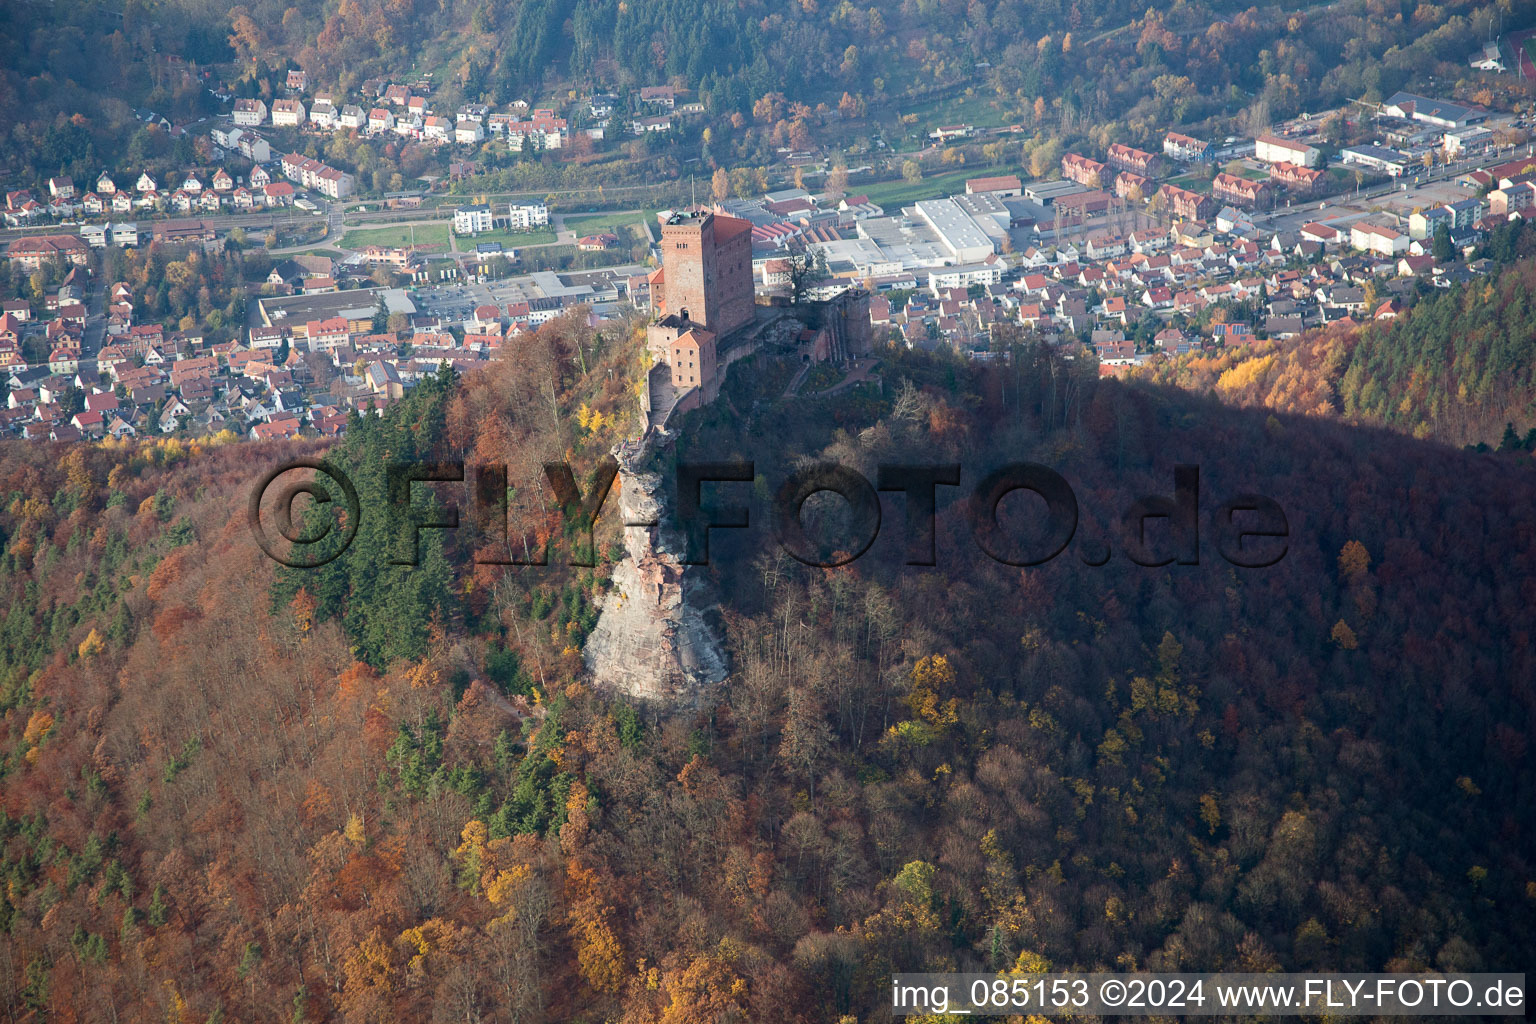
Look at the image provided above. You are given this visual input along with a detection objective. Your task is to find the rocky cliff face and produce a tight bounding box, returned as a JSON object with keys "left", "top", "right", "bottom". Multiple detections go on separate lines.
{"left": 583, "top": 434, "right": 730, "bottom": 705}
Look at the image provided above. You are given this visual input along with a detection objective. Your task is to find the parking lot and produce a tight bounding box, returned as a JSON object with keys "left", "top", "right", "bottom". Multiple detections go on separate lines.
{"left": 410, "top": 264, "right": 648, "bottom": 323}
{"left": 412, "top": 283, "right": 498, "bottom": 320}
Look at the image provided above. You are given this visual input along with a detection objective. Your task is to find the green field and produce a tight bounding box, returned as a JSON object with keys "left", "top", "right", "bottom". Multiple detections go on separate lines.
{"left": 859, "top": 166, "right": 990, "bottom": 209}
{"left": 890, "top": 90, "right": 1004, "bottom": 138}
{"left": 465, "top": 226, "right": 559, "bottom": 246}
{"left": 339, "top": 223, "right": 450, "bottom": 249}
{"left": 1165, "top": 172, "right": 1209, "bottom": 190}
{"left": 564, "top": 210, "right": 655, "bottom": 238}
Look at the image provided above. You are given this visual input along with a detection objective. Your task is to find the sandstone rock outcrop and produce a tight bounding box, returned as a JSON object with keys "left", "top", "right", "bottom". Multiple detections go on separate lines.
{"left": 582, "top": 432, "right": 730, "bottom": 705}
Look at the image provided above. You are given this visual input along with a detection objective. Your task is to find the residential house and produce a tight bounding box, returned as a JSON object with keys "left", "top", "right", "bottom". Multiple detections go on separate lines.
{"left": 1489, "top": 182, "right": 1536, "bottom": 217}
{"left": 271, "top": 99, "right": 305, "bottom": 126}
{"left": 1062, "top": 153, "right": 1107, "bottom": 189}
{"left": 1265, "top": 314, "right": 1304, "bottom": 338}
{"left": 1212, "top": 173, "right": 1273, "bottom": 210}
{"left": 1157, "top": 184, "right": 1213, "bottom": 221}
{"left": 507, "top": 201, "right": 549, "bottom": 229}
{"left": 1300, "top": 222, "right": 1343, "bottom": 247}
{"left": 631, "top": 114, "right": 672, "bottom": 135}
{"left": 1269, "top": 162, "right": 1324, "bottom": 192}
{"left": 1114, "top": 171, "right": 1152, "bottom": 201}
{"left": 640, "top": 86, "right": 676, "bottom": 109}
{"left": 252, "top": 417, "right": 302, "bottom": 440}
{"left": 491, "top": 108, "right": 567, "bottom": 149}
{"left": 5, "top": 235, "right": 91, "bottom": 270}
{"left": 1350, "top": 220, "right": 1409, "bottom": 256}
{"left": 1163, "top": 131, "right": 1211, "bottom": 162}
{"left": 309, "top": 99, "right": 338, "bottom": 129}
{"left": 233, "top": 98, "right": 268, "bottom": 126}
{"left": 1107, "top": 143, "right": 1162, "bottom": 177}
{"left": 453, "top": 205, "right": 494, "bottom": 235}
{"left": 304, "top": 316, "right": 352, "bottom": 351}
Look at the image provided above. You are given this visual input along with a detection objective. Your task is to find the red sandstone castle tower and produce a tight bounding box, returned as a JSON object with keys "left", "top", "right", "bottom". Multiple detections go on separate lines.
{"left": 647, "top": 211, "right": 755, "bottom": 338}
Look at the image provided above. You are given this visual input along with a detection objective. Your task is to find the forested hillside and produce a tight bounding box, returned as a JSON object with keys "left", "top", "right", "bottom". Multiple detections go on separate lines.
{"left": 1140, "top": 228, "right": 1536, "bottom": 447}
{"left": 5, "top": 0, "right": 1531, "bottom": 188}
{"left": 0, "top": 314, "right": 1532, "bottom": 1020}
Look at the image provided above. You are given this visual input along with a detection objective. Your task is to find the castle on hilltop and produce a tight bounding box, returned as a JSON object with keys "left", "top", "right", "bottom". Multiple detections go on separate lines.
{"left": 588, "top": 209, "right": 874, "bottom": 705}
{"left": 644, "top": 210, "right": 754, "bottom": 406}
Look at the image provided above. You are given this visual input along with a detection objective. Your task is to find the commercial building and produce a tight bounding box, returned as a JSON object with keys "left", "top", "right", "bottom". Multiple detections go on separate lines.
{"left": 1342, "top": 145, "right": 1410, "bottom": 177}
{"left": 1255, "top": 135, "right": 1322, "bottom": 168}
{"left": 1442, "top": 126, "right": 1495, "bottom": 160}
{"left": 914, "top": 198, "right": 995, "bottom": 264}
{"left": 964, "top": 175, "right": 1023, "bottom": 197}
{"left": 1382, "top": 92, "right": 1487, "bottom": 129}
{"left": 255, "top": 287, "right": 416, "bottom": 334}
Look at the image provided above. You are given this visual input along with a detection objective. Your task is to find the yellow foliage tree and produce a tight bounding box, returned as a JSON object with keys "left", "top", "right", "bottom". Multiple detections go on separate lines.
{"left": 22, "top": 711, "right": 54, "bottom": 746}
{"left": 906, "top": 655, "right": 959, "bottom": 729}
{"left": 568, "top": 861, "right": 625, "bottom": 993}
{"left": 78, "top": 628, "right": 105, "bottom": 660}
{"left": 1338, "top": 540, "right": 1370, "bottom": 581}
{"left": 1199, "top": 793, "right": 1221, "bottom": 835}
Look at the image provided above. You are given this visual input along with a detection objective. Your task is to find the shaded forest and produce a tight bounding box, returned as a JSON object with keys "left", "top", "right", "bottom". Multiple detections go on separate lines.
{"left": 0, "top": 304, "right": 1533, "bottom": 1019}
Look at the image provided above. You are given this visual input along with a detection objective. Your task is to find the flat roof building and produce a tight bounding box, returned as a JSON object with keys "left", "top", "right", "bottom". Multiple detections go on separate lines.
{"left": 1382, "top": 92, "right": 1487, "bottom": 129}
{"left": 255, "top": 287, "right": 416, "bottom": 332}
{"left": 914, "top": 198, "right": 995, "bottom": 264}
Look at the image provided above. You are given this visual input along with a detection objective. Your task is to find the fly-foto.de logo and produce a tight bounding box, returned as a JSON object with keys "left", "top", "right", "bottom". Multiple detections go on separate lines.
{"left": 250, "top": 458, "right": 1289, "bottom": 571}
